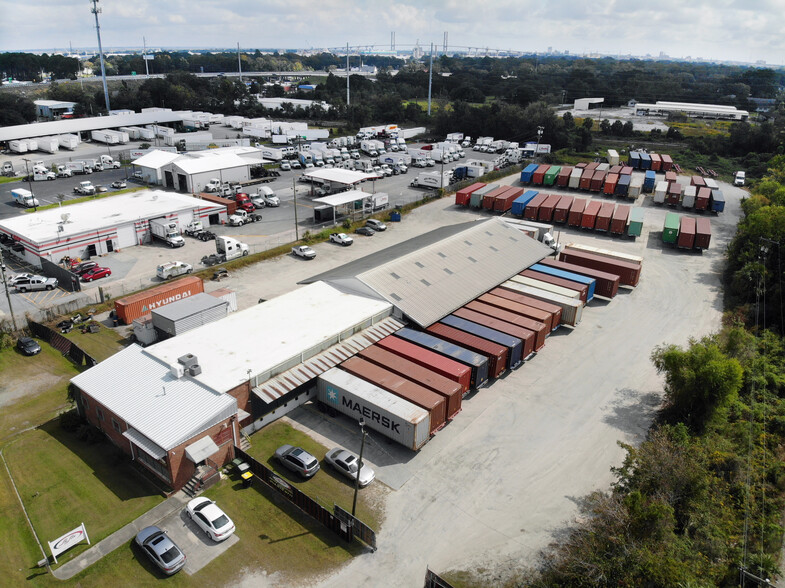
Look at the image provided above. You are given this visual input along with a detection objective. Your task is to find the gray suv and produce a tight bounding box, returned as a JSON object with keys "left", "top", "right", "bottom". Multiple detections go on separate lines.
{"left": 14, "top": 275, "right": 58, "bottom": 292}
{"left": 274, "top": 445, "right": 320, "bottom": 478}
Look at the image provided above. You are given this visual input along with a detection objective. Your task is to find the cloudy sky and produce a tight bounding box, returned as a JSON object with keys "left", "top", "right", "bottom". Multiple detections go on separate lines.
{"left": 0, "top": 0, "right": 781, "bottom": 65}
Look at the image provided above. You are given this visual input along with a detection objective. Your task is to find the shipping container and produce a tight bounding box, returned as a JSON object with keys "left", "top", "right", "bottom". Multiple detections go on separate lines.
{"left": 650, "top": 153, "right": 662, "bottom": 171}
{"left": 690, "top": 175, "right": 706, "bottom": 188}
{"left": 392, "top": 329, "right": 489, "bottom": 389}
{"left": 596, "top": 163, "right": 610, "bottom": 173}
{"left": 610, "top": 204, "right": 631, "bottom": 236}
{"left": 559, "top": 249, "right": 642, "bottom": 287}
{"left": 628, "top": 175, "right": 644, "bottom": 199}
{"left": 662, "top": 212, "right": 680, "bottom": 244}
{"left": 470, "top": 184, "right": 499, "bottom": 208}
{"left": 543, "top": 166, "right": 561, "bottom": 186}
{"left": 317, "top": 368, "right": 430, "bottom": 451}
{"left": 575, "top": 162, "right": 588, "bottom": 169}
{"left": 569, "top": 167, "right": 583, "bottom": 189}
{"left": 568, "top": 198, "right": 587, "bottom": 227}
{"left": 609, "top": 165, "right": 623, "bottom": 175}
{"left": 500, "top": 281, "right": 583, "bottom": 326}
{"left": 590, "top": 170, "right": 606, "bottom": 192}
{"left": 469, "top": 297, "right": 548, "bottom": 348}
{"left": 511, "top": 190, "right": 539, "bottom": 216}
{"left": 532, "top": 165, "right": 551, "bottom": 185}
{"left": 666, "top": 182, "right": 682, "bottom": 207}
{"left": 607, "top": 149, "right": 620, "bottom": 166}
{"left": 538, "top": 194, "right": 562, "bottom": 222}
{"left": 341, "top": 357, "right": 446, "bottom": 434}
{"left": 644, "top": 170, "right": 657, "bottom": 192}
{"left": 453, "top": 308, "right": 535, "bottom": 360}
{"left": 198, "top": 192, "right": 237, "bottom": 215}
{"left": 579, "top": 168, "right": 594, "bottom": 190}
{"left": 114, "top": 276, "right": 204, "bottom": 325}
{"left": 508, "top": 274, "right": 583, "bottom": 301}
{"left": 359, "top": 346, "right": 462, "bottom": 419}
{"left": 581, "top": 200, "right": 602, "bottom": 229}
{"left": 520, "top": 163, "right": 539, "bottom": 183}
{"left": 677, "top": 216, "right": 696, "bottom": 249}
{"left": 660, "top": 154, "right": 674, "bottom": 171}
{"left": 709, "top": 190, "right": 725, "bottom": 213}
{"left": 530, "top": 263, "right": 596, "bottom": 301}
{"left": 595, "top": 202, "right": 616, "bottom": 232}
{"left": 682, "top": 185, "right": 697, "bottom": 209}
{"left": 553, "top": 195, "right": 574, "bottom": 223}
{"left": 493, "top": 186, "right": 525, "bottom": 213}
{"left": 426, "top": 323, "right": 507, "bottom": 380}
{"left": 524, "top": 192, "right": 548, "bottom": 220}
{"left": 704, "top": 178, "right": 719, "bottom": 191}
{"left": 620, "top": 166, "right": 633, "bottom": 176}
{"left": 522, "top": 269, "right": 589, "bottom": 304}
{"left": 627, "top": 207, "right": 644, "bottom": 238}
{"left": 488, "top": 287, "right": 561, "bottom": 330}
{"left": 538, "top": 258, "right": 620, "bottom": 299}
{"left": 563, "top": 243, "right": 644, "bottom": 266}
{"left": 665, "top": 171, "right": 678, "bottom": 184}
{"left": 628, "top": 152, "right": 641, "bottom": 169}
{"left": 455, "top": 182, "right": 486, "bottom": 206}
{"left": 603, "top": 173, "right": 619, "bottom": 195}
{"left": 585, "top": 162, "right": 599, "bottom": 171}
{"left": 615, "top": 174, "right": 631, "bottom": 197}
{"left": 653, "top": 180, "right": 668, "bottom": 204}
{"left": 376, "top": 335, "right": 472, "bottom": 394}
{"left": 556, "top": 166, "right": 573, "bottom": 187}
{"left": 695, "top": 187, "right": 711, "bottom": 211}
{"left": 694, "top": 217, "right": 711, "bottom": 250}
{"left": 441, "top": 315, "right": 524, "bottom": 370}
{"left": 482, "top": 185, "right": 511, "bottom": 210}
{"left": 639, "top": 152, "right": 652, "bottom": 170}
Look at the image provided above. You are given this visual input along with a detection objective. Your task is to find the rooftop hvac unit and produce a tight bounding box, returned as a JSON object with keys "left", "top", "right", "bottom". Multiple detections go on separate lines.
{"left": 178, "top": 354, "right": 199, "bottom": 368}
{"left": 188, "top": 365, "right": 202, "bottom": 377}
{"left": 170, "top": 364, "right": 185, "bottom": 378}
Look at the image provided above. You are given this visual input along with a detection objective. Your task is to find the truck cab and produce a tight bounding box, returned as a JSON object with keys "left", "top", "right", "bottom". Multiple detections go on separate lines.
{"left": 216, "top": 235, "right": 249, "bottom": 261}
{"left": 204, "top": 178, "right": 222, "bottom": 192}
{"left": 734, "top": 171, "right": 746, "bottom": 186}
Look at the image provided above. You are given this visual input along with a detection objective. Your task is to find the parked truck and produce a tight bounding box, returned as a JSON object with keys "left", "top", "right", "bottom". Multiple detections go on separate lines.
{"left": 73, "top": 180, "right": 96, "bottom": 195}
{"left": 66, "top": 161, "right": 93, "bottom": 175}
{"left": 156, "top": 261, "right": 193, "bottom": 280}
{"left": 149, "top": 217, "right": 185, "bottom": 248}
{"left": 410, "top": 171, "right": 452, "bottom": 189}
{"left": 11, "top": 188, "right": 39, "bottom": 208}
{"left": 211, "top": 235, "right": 249, "bottom": 263}
{"left": 227, "top": 209, "right": 263, "bottom": 226}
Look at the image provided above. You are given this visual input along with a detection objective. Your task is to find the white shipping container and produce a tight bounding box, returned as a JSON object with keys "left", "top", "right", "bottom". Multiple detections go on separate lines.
{"left": 653, "top": 180, "right": 668, "bottom": 204}
{"left": 25, "top": 139, "right": 38, "bottom": 151}
{"left": 569, "top": 167, "right": 583, "bottom": 189}
{"left": 628, "top": 175, "right": 644, "bottom": 198}
{"left": 58, "top": 134, "right": 80, "bottom": 150}
{"left": 36, "top": 136, "right": 59, "bottom": 153}
{"left": 564, "top": 243, "right": 644, "bottom": 266}
{"left": 508, "top": 274, "right": 583, "bottom": 301}
{"left": 682, "top": 185, "right": 697, "bottom": 209}
{"left": 500, "top": 281, "right": 583, "bottom": 326}
{"left": 91, "top": 130, "right": 121, "bottom": 144}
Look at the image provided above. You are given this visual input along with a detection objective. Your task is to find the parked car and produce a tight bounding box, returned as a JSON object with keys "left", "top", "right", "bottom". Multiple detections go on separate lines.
{"left": 94, "top": 185, "right": 108, "bottom": 193}
{"left": 274, "top": 444, "right": 320, "bottom": 478}
{"left": 71, "top": 261, "right": 98, "bottom": 275}
{"left": 16, "top": 337, "right": 41, "bottom": 356}
{"left": 110, "top": 180, "right": 127, "bottom": 189}
{"left": 280, "top": 161, "right": 291, "bottom": 171}
{"left": 134, "top": 526, "right": 186, "bottom": 575}
{"left": 329, "top": 232, "right": 353, "bottom": 246}
{"left": 355, "top": 226, "right": 375, "bottom": 236}
{"left": 366, "top": 219, "right": 387, "bottom": 232}
{"left": 14, "top": 275, "right": 58, "bottom": 292}
{"left": 324, "top": 447, "right": 375, "bottom": 487}
{"left": 290, "top": 160, "right": 302, "bottom": 169}
{"left": 292, "top": 245, "right": 316, "bottom": 259}
{"left": 81, "top": 266, "right": 112, "bottom": 282}
{"left": 132, "top": 170, "right": 143, "bottom": 179}
{"left": 185, "top": 497, "right": 236, "bottom": 542}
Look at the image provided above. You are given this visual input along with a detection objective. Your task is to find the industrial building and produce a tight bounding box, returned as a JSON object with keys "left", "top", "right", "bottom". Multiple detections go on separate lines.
{"left": 0, "top": 191, "right": 226, "bottom": 267}
{"left": 634, "top": 101, "right": 749, "bottom": 120}
{"left": 34, "top": 100, "right": 78, "bottom": 120}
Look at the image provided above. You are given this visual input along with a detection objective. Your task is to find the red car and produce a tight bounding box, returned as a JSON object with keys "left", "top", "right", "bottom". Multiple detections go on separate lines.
{"left": 81, "top": 266, "right": 112, "bottom": 282}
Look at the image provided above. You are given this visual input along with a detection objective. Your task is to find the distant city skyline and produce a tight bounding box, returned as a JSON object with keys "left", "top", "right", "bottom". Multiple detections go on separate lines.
{"left": 0, "top": 1, "right": 781, "bottom": 67}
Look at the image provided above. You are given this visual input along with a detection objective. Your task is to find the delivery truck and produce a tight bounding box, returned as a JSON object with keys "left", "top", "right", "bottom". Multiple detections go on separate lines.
{"left": 149, "top": 218, "right": 185, "bottom": 248}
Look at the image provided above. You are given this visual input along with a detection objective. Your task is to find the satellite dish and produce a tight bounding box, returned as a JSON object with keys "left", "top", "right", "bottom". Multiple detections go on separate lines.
{"left": 152, "top": 194, "right": 158, "bottom": 200}
{"left": 60, "top": 213, "right": 71, "bottom": 223}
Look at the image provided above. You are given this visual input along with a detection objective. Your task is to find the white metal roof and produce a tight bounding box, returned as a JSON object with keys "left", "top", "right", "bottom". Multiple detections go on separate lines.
{"left": 34, "top": 100, "right": 78, "bottom": 108}
{"left": 145, "top": 281, "right": 393, "bottom": 393}
{"left": 0, "top": 191, "right": 223, "bottom": 243}
{"left": 71, "top": 345, "right": 237, "bottom": 451}
{"left": 123, "top": 427, "right": 166, "bottom": 459}
{"left": 302, "top": 168, "right": 374, "bottom": 185}
{"left": 172, "top": 153, "right": 250, "bottom": 175}
{"left": 312, "top": 190, "right": 373, "bottom": 207}
{"left": 132, "top": 150, "right": 181, "bottom": 169}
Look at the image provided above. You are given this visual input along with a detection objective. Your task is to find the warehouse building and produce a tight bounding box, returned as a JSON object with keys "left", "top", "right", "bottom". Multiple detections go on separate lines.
{"left": 0, "top": 191, "right": 226, "bottom": 267}
{"left": 34, "top": 100, "right": 78, "bottom": 120}
{"left": 634, "top": 100, "right": 749, "bottom": 120}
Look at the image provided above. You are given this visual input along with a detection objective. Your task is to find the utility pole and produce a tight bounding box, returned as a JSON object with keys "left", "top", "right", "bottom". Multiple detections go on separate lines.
{"left": 90, "top": 0, "right": 111, "bottom": 112}
{"left": 143, "top": 36, "right": 150, "bottom": 78}
{"left": 351, "top": 419, "right": 366, "bottom": 517}
{"left": 427, "top": 43, "right": 433, "bottom": 116}
{"left": 346, "top": 43, "right": 350, "bottom": 106}
{"left": 0, "top": 249, "right": 19, "bottom": 332}
{"left": 292, "top": 176, "right": 299, "bottom": 241}
{"left": 237, "top": 42, "right": 242, "bottom": 83}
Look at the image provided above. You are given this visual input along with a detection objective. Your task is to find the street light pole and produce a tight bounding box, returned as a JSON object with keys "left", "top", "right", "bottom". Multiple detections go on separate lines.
{"left": 0, "top": 249, "right": 19, "bottom": 332}
{"left": 351, "top": 419, "right": 366, "bottom": 518}
{"left": 535, "top": 126, "right": 544, "bottom": 159}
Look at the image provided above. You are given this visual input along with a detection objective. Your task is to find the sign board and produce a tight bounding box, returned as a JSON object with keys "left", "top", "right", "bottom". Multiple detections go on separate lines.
{"left": 143, "top": 54, "right": 154, "bottom": 60}
{"left": 48, "top": 523, "right": 90, "bottom": 563}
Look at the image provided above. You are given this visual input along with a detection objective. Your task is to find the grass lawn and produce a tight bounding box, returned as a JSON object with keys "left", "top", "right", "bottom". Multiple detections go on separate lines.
{"left": 60, "top": 323, "right": 128, "bottom": 362}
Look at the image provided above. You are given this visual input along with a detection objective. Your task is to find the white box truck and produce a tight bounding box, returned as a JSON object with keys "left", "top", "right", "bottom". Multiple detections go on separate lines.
{"left": 11, "top": 188, "right": 39, "bottom": 207}
{"left": 149, "top": 218, "right": 185, "bottom": 248}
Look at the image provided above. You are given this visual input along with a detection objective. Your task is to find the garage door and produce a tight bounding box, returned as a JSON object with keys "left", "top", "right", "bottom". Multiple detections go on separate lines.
{"left": 116, "top": 224, "right": 136, "bottom": 248}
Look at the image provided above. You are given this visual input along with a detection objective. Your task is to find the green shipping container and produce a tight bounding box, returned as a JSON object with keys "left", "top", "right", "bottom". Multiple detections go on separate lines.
{"left": 663, "top": 212, "right": 680, "bottom": 244}
{"left": 627, "top": 207, "right": 645, "bottom": 237}
{"left": 543, "top": 166, "right": 561, "bottom": 186}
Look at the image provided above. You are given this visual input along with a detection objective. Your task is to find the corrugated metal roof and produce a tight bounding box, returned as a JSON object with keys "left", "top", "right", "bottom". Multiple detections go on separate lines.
{"left": 123, "top": 427, "right": 166, "bottom": 459}
{"left": 172, "top": 153, "right": 250, "bottom": 175}
{"left": 152, "top": 292, "right": 227, "bottom": 322}
{"left": 253, "top": 316, "right": 404, "bottom": 404}
{"left": 303, "top": 168, "right": 373, "bottom": 185}
{"left": 312, "top": 189, "right": 373, "bottom": 207}
{"left": 132, "top": 150, "right": 181, "bottom": 169}
{"left": 71, "top": 345, "right": 237, "bottom": 451}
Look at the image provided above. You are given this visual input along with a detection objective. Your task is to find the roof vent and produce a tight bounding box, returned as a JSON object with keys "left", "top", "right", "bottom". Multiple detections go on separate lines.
{"left": 178, "top": 354, "right": 198, "bottom": 368}
{"left": 188, "top": 365, "right": 202, "bottom": 377}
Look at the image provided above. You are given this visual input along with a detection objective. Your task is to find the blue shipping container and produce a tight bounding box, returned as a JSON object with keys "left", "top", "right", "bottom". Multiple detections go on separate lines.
{"left": 628, "top": 152, "right": 641, "bottom": 169}
{"left": 530, "top": 263, "right": 596, "bottom": 301}
{"left": 520, "top": 163, "right": 539, "bottom": 183}
{"left": 710, "top": 190, "right": 725, "bottom": 213}
{"left": 394, "top": 328, "right": 489, "bottom": 388}
{"left": 510, "top": 190, "right": 539, "bottom": 216}
{"left": 615, "top": 174, "right": 631, "bottom": 196}
{"left": 639, "top": 152, "right": 652, "bottom": 170}
{"left": 441, "top": 315, "right": 523, "bottom": 370}
{"left": 643, "top": 170, "right": 657, "bottom": 191}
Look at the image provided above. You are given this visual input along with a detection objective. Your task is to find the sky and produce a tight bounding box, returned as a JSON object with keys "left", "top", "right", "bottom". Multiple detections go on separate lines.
{"left": 0, "top": 0, "right": 782, "bottom": 65}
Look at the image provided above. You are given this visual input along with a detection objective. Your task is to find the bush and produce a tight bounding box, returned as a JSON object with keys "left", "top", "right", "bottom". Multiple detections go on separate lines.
{"left": 59, "top": 409, "right": 84, "bottom": 432}
{"left": 76, "top": 423, "right": 104, "bottom": 444}
{"left": 0, "top": 331, "right": 14, "bottom": 350}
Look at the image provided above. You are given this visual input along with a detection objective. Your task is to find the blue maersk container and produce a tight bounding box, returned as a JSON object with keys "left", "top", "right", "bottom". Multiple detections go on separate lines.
{"left": 395, "top": 327, "right": 489, "bottom": 388}
{"left": 520, "top": 163, "right": 539, "bottom": 184}
{"left": 628, "top": 152, "right": 641, "bottom": 169}
{"left": 615, "top": 174, "right": 631, "bottom": 196}
{"left": 643, "top": 170, "right": 657, "bottom": 191}
{"left": 710, "top": 190, "right": 725, "bottom": 213}
{"left": 530, "top": 263, "right": 596, "bottom": 302}
{"left": 441, "top": 315, "right": 523, "bottom": 370}
{"left": 639, "top": 152, "right": 652, "bottom": 170}
{"left": 511, "top": 190, "right": 539, "bottom": 216}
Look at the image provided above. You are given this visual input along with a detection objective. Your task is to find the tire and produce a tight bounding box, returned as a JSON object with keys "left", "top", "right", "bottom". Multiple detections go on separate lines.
{"left": 46, "top": 285, "right": 53, "bottom": 291}
{"left": 242, "top": 250, "right": 249, "bottom": 256}
{"left": 187, "top": 269, "right": 192, "bottom": 274}
{"left": 19, "top": 287, "right": 26, "bottom": 292}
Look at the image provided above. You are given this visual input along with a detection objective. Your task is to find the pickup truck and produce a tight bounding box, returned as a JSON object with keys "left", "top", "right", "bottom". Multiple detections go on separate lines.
{"left": 74, "top": 181, "right": 96, "bottom": 195}
{"left": 330, "top": 232, "right": 353, "bottom": 246}
{"left": 14, "top": 275, "right": 58, "bottom": 292}
{"left": 227, "top": 209, "right": 263, "bottom": 226}
{"left": 156, "top": 261, "right": 193, "bottom": 280}
{"left": 292, "top": 245, "right": 316, "bottom": 259}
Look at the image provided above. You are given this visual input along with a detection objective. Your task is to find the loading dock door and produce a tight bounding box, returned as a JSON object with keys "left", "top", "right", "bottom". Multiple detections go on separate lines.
{"left": 164, "top": 171, "right": 174, "bottom": 188}
{"left": 178, "top": 174, "right": 188, "bottom": 192}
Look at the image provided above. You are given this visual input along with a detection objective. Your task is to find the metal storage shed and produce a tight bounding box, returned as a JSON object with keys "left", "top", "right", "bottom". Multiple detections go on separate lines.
{"left": 152, "top": 292, "right": 229, "bottom": 338}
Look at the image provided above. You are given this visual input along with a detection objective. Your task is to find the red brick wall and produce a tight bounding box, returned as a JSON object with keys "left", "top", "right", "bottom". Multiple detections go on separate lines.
{"left": 225, "top": 381, "right": 250, "bottom": 412}
{"left": 78, "top": 389, "right": 132, "bottom": 453}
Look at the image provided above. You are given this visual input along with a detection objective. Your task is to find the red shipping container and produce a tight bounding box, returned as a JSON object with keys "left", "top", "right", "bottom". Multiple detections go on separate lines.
{"left": 609, "top": 165, "right": 623, "bottom": 175}
{"left": 677, "top": 216, "right": 696, "bottom": 249}
{"left": 610, "top": 204, "right": 631, "bottom": 235}
{"left": 650, "top": 153, "right": 662, "bottom": 171}
{"left": 579, "top": 168, "right": 594, "bottom": 190}
{"left": 488, "top": 288, "right": 561, "bottom": 329}
{"left": 493, "top": 186, "right": 524, "bottom": 212}
{"left": 538, "top": 258, "right": 620, "bottom": 299}
{"left": 595, "top": 202, "right": 615, "bottom": 232}
{"left": 660, "top": 154, "right": 674, "bottom": 171}
{"left": 568, "top": 198, "right": 587, "bottom": 227}
{"left": 620, "top": 166, "right": 633, "bottom": 175}
{"left": 532, "top": 164, "right": 551, "bottom": 185}
{"left": 590, "top": 170, "right": 606, "bottom": 192}
{"left": 198, "top": 192, "right": 236, "bottom": 215}
{"left": 426, "top": 323, "right": 508, "bottom": 380}
{"left": 581, "top": 200, "right": 602, "bottom": 229}
{"left": 556, "top": 166, "right": 573, "bottom": 187}
{"left": 341, "top": 357, "right": 446, "bottom": 434}
{"left": 603, "top": 173, "right": 619, "bottom": 195}
{"left": 453, "top": 308, "right": 535, "bottom": 359}
{"left": 690, "top": 175, "right": 706, "bottom": 188}
{"left": 538, "top": 194, "right": 561, "bottom": 222}
{"left": 481, "top": 185, "right": 509, "bottom": 210}
{"left": 665, "top": 171, "right": 677, "bottom": 184}
{"left": 694, "top": 217, "right": 711, "bottom": 250}
{"left": 470, "top": 297, "right": 548, "bottom": 349}
{"left": 114, "top": 276, "right": 204, "bottom": 325}
{"left": 524, "top": 193, "right": 548, "bottom": 220}
{"left": 666, "top": 182, "right": 682, "bottom": 206}
{"left": 695, "top": 187, "right": 711, "bottom": 211}
{"left": 359, "top": 346, "right": 462, "bottom": 419}
{"left": 559, "top": 249, "right": 641, "bottom": 287}
{"left": 585, "top": 162, "right": 599, "bottom": 171}
{"left": 553, "top": 195, "right": 574, "bottom": 223}
{"left": 520, "top": 269, "right": 588, "bottom": 304}
{"left": 377, "top": 336, "right": 472, "bottom": 395}
{"left": 455, "top": 182, "right": 486, "bottom": 206}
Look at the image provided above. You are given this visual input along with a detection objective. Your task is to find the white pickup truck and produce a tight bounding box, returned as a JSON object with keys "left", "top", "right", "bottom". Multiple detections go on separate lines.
{"left": 74, "top": 181, "right": 96, "bottom": 195}
{"left": 156, "top": 261, "right": 193, "bottom": 280}
{"left": 292, "top": 245, "right": 316, "bottom": 259}
{"left": 329, "top": 232, "right": 353, "bottom": 246}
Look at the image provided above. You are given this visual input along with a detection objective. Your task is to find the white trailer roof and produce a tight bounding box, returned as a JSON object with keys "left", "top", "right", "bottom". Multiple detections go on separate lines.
{"left": 302, "top": 168, "right": 374, "bottom": 185}
{"left": 132, "top": 149, "right": 181, "bottom": 169}
{"left": 145, "top": 281, "right": 392, "bottom": 393}
{"left": 312, "top": 189, "right": 373, "bottom": 207}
